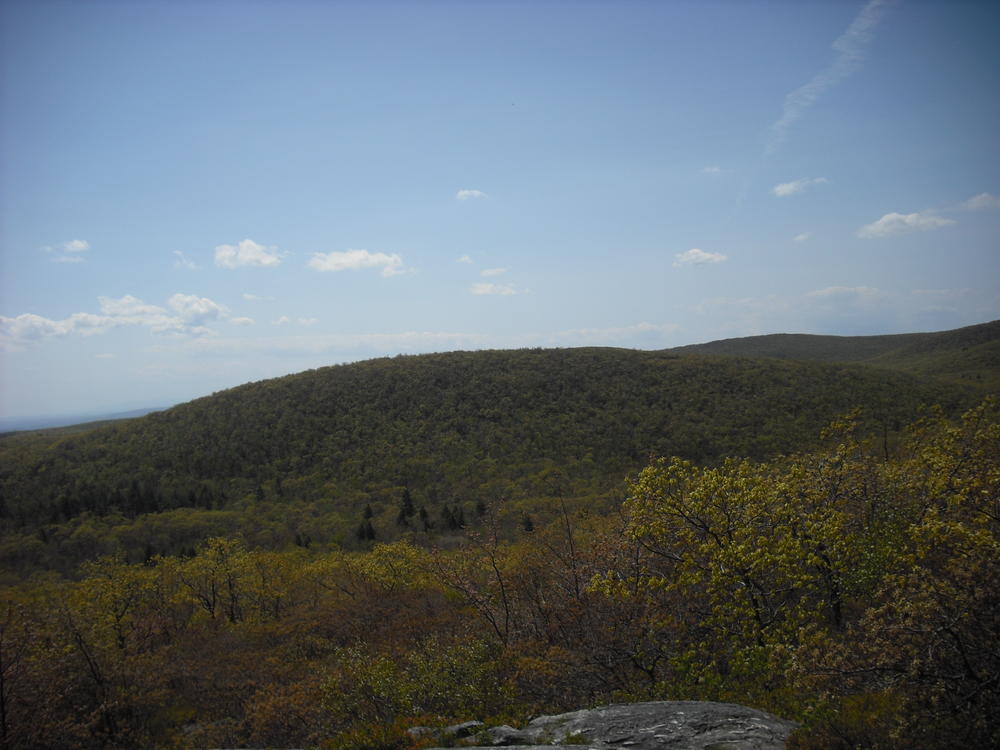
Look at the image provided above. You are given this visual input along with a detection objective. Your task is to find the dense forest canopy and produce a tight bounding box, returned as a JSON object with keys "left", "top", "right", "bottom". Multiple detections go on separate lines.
{"left": 0, "top": 338, "right": 985, "bottom": 576}
{"left": 0, "top": 399, "right": 997, "bottom": 749}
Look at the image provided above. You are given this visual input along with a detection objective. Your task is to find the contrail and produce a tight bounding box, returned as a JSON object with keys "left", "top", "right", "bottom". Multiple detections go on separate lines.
{"left": 765, "top": 0, "right": 896, "bottom": 156}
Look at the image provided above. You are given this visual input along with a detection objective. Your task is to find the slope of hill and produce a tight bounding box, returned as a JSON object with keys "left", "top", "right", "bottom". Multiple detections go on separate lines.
{"left": 667, "top": 319, "right": 1000, "bottom": 389}
{"left": 0, "top": 339, "right": 985, "bottom": 575}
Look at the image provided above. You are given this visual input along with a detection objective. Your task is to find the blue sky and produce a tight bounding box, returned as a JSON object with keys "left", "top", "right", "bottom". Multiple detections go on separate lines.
{"left": 1, "top": 0, "right": 998, "bottom": 419}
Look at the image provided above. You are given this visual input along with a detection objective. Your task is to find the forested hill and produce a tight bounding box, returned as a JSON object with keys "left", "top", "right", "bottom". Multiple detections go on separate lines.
{"left": 667, "top": 319, "right": 1000, "bottom": 389}
{"left": 0, "top": 339, "right": 986, "bottom": 575}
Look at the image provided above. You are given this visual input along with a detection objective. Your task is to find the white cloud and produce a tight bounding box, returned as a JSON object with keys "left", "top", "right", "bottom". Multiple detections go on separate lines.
{"left": 307, "top": 249, "right": 404, "bottom": 276}
{"left": 673, "top": 248, "right": 728, "bottom": 267}
{"left": 230, "top": 317, "right": 255, "bottom": 326}
{"left": 273, "top": 316, "right": 292, "bottom": 326}
{"left": 456, "top": 255, "right": 473, "bottom": 264}
{"left": 1, "top": 314, "right": 74, "bottom": 348}
{"left": 0, "top": 293, "right": 234, "bottom": 350}
{"left": 456, "top": 189, "right": 488, "bottom": 200}
{"left": 772, "top": 177, "right": 828, "bottom": 197}
{"left": 480, "top": 267, "right": 508, "bottom": 277}
{"left": 98, "top": 295, "right": 170, "bottom": 321}
{"left": 471, "top": 283, "right": 518, "bottom": 296}
{"left": 767, "top": 0, "right": 893, "bottom": 154}
{"left": 243, "top": 293, "right": 275, "bottom": 301}
{"left": 168, "top": 293, "right": 228, "bottom": 328}
{"left": 857, "top": 211, "right": 956, "bottom": 238}
{"left": 44, "top": 238, "right": 91, "bottom": 263}
{"left": 173, "top": 250, "right": 199, "bottom": 270}
{"left": 961, "top": 192, "right": 1000, "bottom": 211}
{"left": 793, "top": 232, "right": 812, "bottom": 243}
{"left": 63, "top": 239, "right": 90, "bottom": 253}
{"left": 215, "top": 238, "right": 284, "bottom": 269}
{"left": 299, "top": 317, "right": 319, "bottom": 326}
{"left": 701, "top": 166, "right": 722, "bottom": 174}
{"left": 68, "top": 312, "right": 117, "bottom": 336}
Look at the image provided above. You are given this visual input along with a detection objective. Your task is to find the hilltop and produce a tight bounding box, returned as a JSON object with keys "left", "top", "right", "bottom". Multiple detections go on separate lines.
{"left": 668, "top": 319, "right": 1000, "bottom": 389}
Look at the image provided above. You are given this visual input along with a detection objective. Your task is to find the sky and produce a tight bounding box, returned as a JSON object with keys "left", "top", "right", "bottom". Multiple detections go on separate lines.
{"left": 1, "top": 0, "right": 998, "bottom": 420}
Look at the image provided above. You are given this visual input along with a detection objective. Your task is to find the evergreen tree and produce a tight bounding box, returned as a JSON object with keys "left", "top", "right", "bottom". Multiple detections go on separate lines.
{"left": 419, "top": 505, "right": 432, "bottom": 531}
{"left": 400, "top": 488, "right": 415, "bottom": 518}
{"left": 520, "top": 513, "right": 534, "bottom": 533}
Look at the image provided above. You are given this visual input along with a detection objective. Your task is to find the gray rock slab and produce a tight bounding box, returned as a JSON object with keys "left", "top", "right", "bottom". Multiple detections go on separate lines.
{"left": 438, "top": 701, "right": 798, "bottom": 750}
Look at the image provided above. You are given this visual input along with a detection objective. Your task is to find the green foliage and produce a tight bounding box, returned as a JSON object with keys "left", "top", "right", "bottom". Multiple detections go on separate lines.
{"left": 0, "top": 401, "right": 996, "bottom": 747}
{"left": 0, "top": 345, "right": 980, "bottom": 574}
{"left": 0, "top": 330, "right": 997, "bottom": 748}
{"left": 323, "top": 635, "right": 512, "bottom": 729}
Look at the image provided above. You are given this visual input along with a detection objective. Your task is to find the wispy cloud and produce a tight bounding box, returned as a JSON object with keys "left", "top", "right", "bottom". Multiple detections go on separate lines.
{"left": 701, "top": 166, "right": 722, "bottom": 174}
{"left": 772, "top": 177, "right": 828, "bottom": 197}
{"left": 456, "top": 255, "right": 473, "bottom": 264}
{"left": 857, "top": 210, "right": 956, "bottom": 238}
{"left": 44, "top": 239, "right": 91, "bottom": 263}
{"left": 456, "top": 189, "right": 488, "bottom": 201}
{"left": 307, "top": 249, "right": 404, "bottom": 276}
{"left": 857, "top": 191, "right": 997, "bottom": 238}
{"left": 471, "top": 283, "right": 519, "bottom": 296}
{"left": 673, "top": 248, "right": 728, "bottom": 267}
{"left": 243, "top": 293, "right": 275, "bottom": 302}
{"left": 806, "top": 286, "right": 882, "bottom": 300}
{"left": 793, "top": 232, "right": 812, "bottom": 243}
{"left": 766, "top": 0, "right": 894, "bottom": 155}
{"left": 215, "top": 239, "right": 284, "bottom": 269}
{"left": 960, "top": 192, "right": 1000, "bottom": 211}
{"left": 173, "top": 250, "right": 199, "bottom": 270}
{"left": 480, "top": 267, "right": 508, "bottom": 277}
{"left": 230, "top": 317, "right": 255, "bottom": 326}
{"left": 63, "top": 239, "right": 90, "bottom": 253}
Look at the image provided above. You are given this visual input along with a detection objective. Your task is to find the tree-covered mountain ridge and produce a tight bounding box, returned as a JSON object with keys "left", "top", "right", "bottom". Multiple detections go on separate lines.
{"left": 0, "top": 324, "right": 998, "bottom": 749}
{"left": 668, "top": 318, "right": 1000, "bottom": 389}
{"left": 0, "top": 321, "right": 995, "bottom": 573}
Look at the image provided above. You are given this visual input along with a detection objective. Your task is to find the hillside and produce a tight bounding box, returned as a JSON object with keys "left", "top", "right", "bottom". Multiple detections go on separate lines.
{"left": 0, "top": 341, "right": 983, "bottom": 575}
{"left": 667, "top": 319, "right": 1000, "bottom": 389}
{"left": 0, "top": 331, "right": 997, "bottom": 750}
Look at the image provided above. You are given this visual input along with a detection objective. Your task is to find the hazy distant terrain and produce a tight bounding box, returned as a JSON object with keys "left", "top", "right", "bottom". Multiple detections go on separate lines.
{"left": 0, "top": 407, "right": 166, "bottom": 434}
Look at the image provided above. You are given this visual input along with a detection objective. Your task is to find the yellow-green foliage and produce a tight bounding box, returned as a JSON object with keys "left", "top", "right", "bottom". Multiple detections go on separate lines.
{"left": 0, "top": 400, "right": 996, "bottom": 749}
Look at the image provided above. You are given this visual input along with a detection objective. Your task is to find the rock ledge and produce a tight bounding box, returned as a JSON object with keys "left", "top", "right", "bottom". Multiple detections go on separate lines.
{"left": 426, "top": 701, "right": 798, "bottom": 750}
